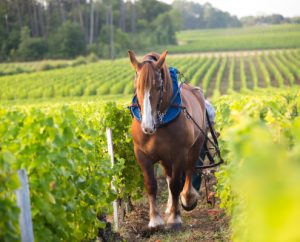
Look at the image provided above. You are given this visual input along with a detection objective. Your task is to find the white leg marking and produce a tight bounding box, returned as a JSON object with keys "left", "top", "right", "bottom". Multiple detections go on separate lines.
{"left": 167, "top": 214, "right": 182, "bottom": 225}
{"left": 142, "top": 89, "right": 154, "bottom": 130}
{"left": 148, "top": 215, "right": 164, "bottom": 228}
{"left": 165, "top": 177, "right": 172, "bottom": 214}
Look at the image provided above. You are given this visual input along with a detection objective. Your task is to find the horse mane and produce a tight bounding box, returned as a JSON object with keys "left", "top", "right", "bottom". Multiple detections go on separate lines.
{"left": 136, "top": 52, "right": 173, "bottom": 110}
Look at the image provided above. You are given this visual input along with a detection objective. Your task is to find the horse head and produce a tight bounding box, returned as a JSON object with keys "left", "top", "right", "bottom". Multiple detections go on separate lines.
{"left": 128, "top": 50, "right": 172, "bottom": 135}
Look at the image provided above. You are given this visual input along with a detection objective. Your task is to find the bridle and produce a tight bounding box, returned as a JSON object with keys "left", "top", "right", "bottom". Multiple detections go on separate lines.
{"left": 135, "top": 57, "right": 165, "bottom": 129}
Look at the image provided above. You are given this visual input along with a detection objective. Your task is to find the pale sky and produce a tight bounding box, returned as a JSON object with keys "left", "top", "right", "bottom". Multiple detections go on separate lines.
{"left": 160, "top": 0, "right": 300, "bottom": 17}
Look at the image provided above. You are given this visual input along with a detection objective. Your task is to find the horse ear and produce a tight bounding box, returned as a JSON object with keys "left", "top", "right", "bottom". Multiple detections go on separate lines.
{"left": 128, "top": 50, "right": 141, "bottom": 70}
{"left": 155, "top": 50, "right": 168, "bottom": 69}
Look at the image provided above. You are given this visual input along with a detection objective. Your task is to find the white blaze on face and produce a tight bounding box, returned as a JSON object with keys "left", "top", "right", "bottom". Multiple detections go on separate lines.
{"left": 142, "top": 89, "right": 154, "bottom": 132}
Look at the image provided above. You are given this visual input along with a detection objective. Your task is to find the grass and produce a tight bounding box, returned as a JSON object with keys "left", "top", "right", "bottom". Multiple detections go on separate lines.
{"left": 0, "top": 94, "right": 131, "bottom": 107}
{"left": 0, "top": 59, "right": 74, "bottom": 76}
{"left": 164, "top": 24, "right": 300, "bottom": 53}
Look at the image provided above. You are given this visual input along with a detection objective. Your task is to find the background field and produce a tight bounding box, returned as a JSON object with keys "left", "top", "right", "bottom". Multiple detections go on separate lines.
{"left": 1, "top": 48, "right": 300, "bottom": 102}
{"left": 167, "top": 24, "right": 300, "bottom": 53}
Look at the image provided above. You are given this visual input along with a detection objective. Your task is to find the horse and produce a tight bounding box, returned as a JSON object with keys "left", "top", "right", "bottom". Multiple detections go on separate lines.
{"left": 128, "top": 50, "right": 206, "bottom": 228}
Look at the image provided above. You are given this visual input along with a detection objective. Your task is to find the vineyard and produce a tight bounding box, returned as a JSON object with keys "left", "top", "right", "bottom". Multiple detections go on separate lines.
{"left": 1, "top": 88, "right": 299, "bottom": 241}
{"left": 0, "top": 54, "right": 99, "bottom": 77}
{"left": 0, "top": 102, "right": 143, "bottom": 241}
{"left": 1, "top": 49, "right": 300, "bottom": 102}
{"left": 1, "top": 24, "right": 300, "bottom": 241}
{"left": 215, "top": 89, "right": 300, "bottom": 242}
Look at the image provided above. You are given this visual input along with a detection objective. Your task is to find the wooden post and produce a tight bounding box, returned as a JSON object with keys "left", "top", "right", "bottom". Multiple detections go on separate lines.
{"left": 15, "top": 169, "right": 34, "bottom": 242}
{"left": 106, "top": 128, "right": 119, "bottom": 230}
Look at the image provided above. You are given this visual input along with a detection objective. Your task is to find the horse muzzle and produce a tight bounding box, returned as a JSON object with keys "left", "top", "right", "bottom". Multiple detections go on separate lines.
{"left": 142, "top": 126, "right": 156, "bottom": 135}
{"left": 141, "top": 114, "right": 157, "bottom": 135}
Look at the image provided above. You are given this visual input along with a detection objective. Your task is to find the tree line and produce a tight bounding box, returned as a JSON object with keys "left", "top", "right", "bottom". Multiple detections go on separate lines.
{"left": 241, "top": 14, "right": 300, "bottom": 26}
{"left": 0, "top": 0, "right": 179, "bottom": 61}
{"left": 0, "top": 0, "right": 298, "bottom": 61}
{"left": 173, "top": 1, "right": 242, "bottom": 29}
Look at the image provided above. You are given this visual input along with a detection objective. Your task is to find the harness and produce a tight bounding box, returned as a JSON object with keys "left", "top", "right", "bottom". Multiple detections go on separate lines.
{"left": 129, "top": 66, "right": 224, "bottom": 205}
{"left": 129, "top": 67, "right": 223, "bottom": 167}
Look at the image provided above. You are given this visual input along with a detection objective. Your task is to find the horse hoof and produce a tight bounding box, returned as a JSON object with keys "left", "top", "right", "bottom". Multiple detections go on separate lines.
{"left": 167, "top": 222, "right": 182, "bottom": 231}
{"left": 167, "top": 215, "right": 182, "bottom": 230}
{"left": 148, "top": 215, "right": 164, "bottom": 229}
{"left": 180, "top": 197, "right": 197, "bottom": 211}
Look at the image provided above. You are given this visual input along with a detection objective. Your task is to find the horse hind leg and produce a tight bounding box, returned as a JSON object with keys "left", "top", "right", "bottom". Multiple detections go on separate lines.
{"left": 180, "top": 170, "right": 200, "bottom": 211}
{"left": 180, "top": 138, "right": 203, "bottom": 211}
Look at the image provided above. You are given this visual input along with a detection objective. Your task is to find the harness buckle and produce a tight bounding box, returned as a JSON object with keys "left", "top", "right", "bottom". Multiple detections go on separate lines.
{"left": 157, "top": 111, "right": 165, "bottom": 123}
{"left": 183, "top": 108, "right": 191, "bottom": 119}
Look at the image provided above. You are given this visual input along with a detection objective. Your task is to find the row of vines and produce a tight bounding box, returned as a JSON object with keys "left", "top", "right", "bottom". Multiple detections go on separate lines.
{"left": 214, "top": 89, "right": 300, "bottom": 241}
{"left": 2, "top": 87, "right": 299, "bottom": 241}
{"left": 2, "top": 87, "right": 300, "bottom": 241}
{"left": 0, "top": 102, "right": 143, "bottom": 241}
{"left": 1, "top": 49, "right": 300, "bottom": 101}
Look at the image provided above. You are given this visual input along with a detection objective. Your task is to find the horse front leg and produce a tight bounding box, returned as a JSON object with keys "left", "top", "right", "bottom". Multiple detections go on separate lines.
{"left": 166, "top": 162, "right": 183, "bottom": 228}
{"left": 134, "top": 148, "right": 164, "bottom": 228}
{"left": 160, "top": 162, "right": 172, "bottom": 215}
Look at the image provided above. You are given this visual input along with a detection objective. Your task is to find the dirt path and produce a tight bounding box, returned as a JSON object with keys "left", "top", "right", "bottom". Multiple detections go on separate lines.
{"left": 119, "top": 177, "right": 230, "bottom": 242}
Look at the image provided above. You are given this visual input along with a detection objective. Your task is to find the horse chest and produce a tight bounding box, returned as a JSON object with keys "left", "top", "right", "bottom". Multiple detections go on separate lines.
{"left": 133, "top": 126, "right": 191, "bottom": 161}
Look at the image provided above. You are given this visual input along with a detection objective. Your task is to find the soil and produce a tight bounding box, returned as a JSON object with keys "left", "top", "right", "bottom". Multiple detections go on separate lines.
{"left": 205, "top": 65, "right": 219, "bottom": 98}
{"left": 253, "top": 58, "right": 266, "bottom": 88}
{"left": 233, "top": 57, "right": 241, "bottom": 92}
{"left": 243, "top": 57, "right": 254, "bottom": 90}
{"left": 220, "top": 61, "right": 229, "bottom": 95}
{"left": 117, "top": 176, "right": 230, "bottom": 242}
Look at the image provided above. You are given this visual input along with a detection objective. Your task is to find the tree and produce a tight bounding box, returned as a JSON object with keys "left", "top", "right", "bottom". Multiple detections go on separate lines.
{"left": 17, "top": 27, "right": 48, "bottom": 60}
{"left": 173, "top": 0, "right": 242, "bottom": 29}
{"left": 153, "top": 12, "right": 177, "bottom": 45}
{"left": 49, "top": 21, "right": 85, "bottom": 58}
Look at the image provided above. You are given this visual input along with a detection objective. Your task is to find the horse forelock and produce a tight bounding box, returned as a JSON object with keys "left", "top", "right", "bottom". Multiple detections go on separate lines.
{"left": 136, "top": 62, "right": 156, "bottom": 93}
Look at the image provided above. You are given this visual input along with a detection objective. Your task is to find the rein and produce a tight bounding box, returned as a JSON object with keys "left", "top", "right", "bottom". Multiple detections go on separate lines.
{"left": 175, "top": 71, "right": 224, "bottom": 170}
{"left": 174, "top": 72, "right": 224, "bottom": 169}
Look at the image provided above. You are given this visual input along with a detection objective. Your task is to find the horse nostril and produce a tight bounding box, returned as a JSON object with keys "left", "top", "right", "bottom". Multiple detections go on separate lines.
{"left": 142, "top": 127, "right": 155, "bottom": 135}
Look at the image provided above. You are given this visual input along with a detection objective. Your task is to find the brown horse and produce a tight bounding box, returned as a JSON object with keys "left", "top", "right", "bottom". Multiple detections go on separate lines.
{"left": 128, "top": 50, "right": 206, "bottom": 228}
